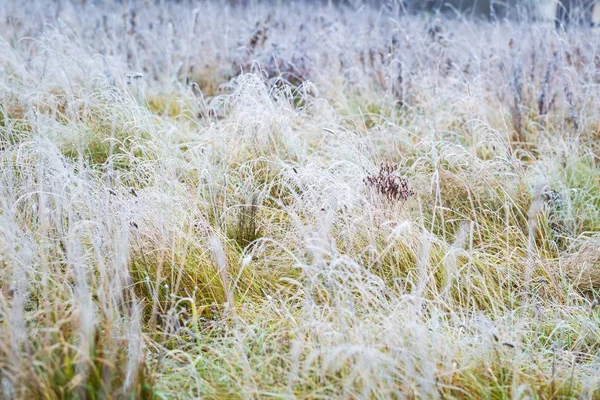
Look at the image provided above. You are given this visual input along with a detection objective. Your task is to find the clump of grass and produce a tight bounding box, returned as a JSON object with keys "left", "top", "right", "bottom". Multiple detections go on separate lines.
{"left": 1, "top": 322, "right": 157, "bottom": 399}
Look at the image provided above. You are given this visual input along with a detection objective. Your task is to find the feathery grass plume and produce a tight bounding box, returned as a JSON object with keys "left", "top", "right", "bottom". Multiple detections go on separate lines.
{"left": 209, "top": 235, "right": 233, "bottom": 309}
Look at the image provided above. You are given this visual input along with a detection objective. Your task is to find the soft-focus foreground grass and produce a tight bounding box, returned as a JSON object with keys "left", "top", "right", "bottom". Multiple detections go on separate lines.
{"left": 1, "top": 1, "right": 600, "bottom": 398}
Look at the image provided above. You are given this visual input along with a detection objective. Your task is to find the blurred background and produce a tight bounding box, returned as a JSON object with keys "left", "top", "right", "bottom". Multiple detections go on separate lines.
{"left": 220, "top": 0, "right": 600, "bottom": 26}
{"left": 399, "top": 0, "right": 599, "bottom": 24}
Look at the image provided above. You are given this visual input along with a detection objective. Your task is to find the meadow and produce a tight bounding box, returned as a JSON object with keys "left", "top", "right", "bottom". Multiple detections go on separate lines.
{"left": 0, "top": 0, "right": 600, "bottom": 398}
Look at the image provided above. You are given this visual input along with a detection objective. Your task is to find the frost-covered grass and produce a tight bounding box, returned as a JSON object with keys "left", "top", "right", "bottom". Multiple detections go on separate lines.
{"left": 1, "top": 0, "right": 600, "bottom": 398}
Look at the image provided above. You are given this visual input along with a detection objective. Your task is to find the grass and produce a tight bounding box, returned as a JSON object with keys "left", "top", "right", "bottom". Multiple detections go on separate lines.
{"left": 1, "top": 0, "right": 600, "bottom": 398}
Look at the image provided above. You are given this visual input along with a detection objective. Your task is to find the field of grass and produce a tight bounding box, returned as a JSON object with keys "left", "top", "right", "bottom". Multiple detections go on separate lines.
{"left": 1, "top": 0, "right": 600, "bottom": 398}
